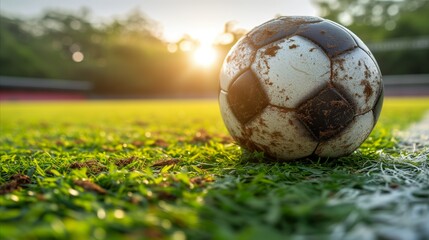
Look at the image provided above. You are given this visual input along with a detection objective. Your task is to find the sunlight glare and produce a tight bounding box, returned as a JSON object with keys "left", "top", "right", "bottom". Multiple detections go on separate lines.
{"left": 167, "top": 43, "right": 178, "bottom": 53}
{"left": 72, "top": 51, "right": 84, "bottom": 62}
{"left": 192, "top": 44, "right": 217, "bottom": 67}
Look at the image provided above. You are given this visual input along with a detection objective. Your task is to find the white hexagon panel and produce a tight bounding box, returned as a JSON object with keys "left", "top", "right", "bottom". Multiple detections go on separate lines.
{"left": 315, "top": 111, "right": 374, "bottom": 157}
{"left": 245, "top": 106, "right": 318, "bottom": 160}
{"left": 332, "top": 48, "right": 382, "bottom": 115}
{"left": 251, "top": 35, "right": 331, "bottom": 108}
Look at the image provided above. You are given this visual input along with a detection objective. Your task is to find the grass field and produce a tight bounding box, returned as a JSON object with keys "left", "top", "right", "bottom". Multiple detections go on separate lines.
{"left": 0, "top": 98, "right": 428, "bottom": 240}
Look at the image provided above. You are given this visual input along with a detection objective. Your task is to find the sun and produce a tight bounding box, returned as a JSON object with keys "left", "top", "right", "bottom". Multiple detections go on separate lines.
{"left": 192, "top": 43, "right": 217, "bottom": 68}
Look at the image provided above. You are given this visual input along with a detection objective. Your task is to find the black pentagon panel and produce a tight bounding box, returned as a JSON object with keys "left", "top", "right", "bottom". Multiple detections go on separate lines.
{"left": 372, "top": 87, "right": 384, "bottom": 124}
{"left": 227, "top": 70, "right": 269, "bottom": 124}
{"left": 329, "top": 20, "right": 373, "bottom": 55}
{"left": 296, "top": 20, "right": 357, "bottom": 58}
{"left": 327, "top": 19, "right": 382, "bottom": 71}
{"left": 247, "top": 16, "right": 322, "bottom": 48}
{"left": 297, "top": 87, "right": 355, "bottom": 141}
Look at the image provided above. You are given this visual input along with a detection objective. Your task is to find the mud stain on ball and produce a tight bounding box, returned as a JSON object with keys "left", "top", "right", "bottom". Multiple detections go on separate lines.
{"left": 264, "top": 45, "right": 281, "bottom": 57}
{"left": 363, "top": 63, "right": 372, "bottom": 79}
{"left": 334, "top": 58, "right": 346, "bottom": 71}
{"left": 360, "top": 80, "right": 373, "bottom": 102}
{"left": 289, "top": 44, "right": 298, "bottom": 49}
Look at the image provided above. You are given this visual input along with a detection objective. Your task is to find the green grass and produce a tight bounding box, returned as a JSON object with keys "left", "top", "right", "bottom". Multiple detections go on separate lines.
{"left": 0, "top": 98, "right": 428, "bottom": 240}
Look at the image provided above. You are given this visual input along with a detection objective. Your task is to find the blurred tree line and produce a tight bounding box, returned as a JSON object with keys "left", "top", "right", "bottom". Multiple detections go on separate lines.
{"left": 0, "top": 1, "right": 428, "bottom": 97}
{"left": 0, "top": 9, "right": 241, "bottom": 97}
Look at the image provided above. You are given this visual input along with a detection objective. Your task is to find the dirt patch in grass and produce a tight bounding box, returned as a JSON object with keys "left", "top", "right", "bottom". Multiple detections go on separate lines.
{"left": 101, "top": 145, "right": 116, "bottom": 152}
{"left": 151, "top": 158, "right": 180, "bottom": 167}
{"left": 133, "top": 120, "right": 148, "bottom": 127}
{"left": 69, "top": 160, "right": 107, "bottom": 174}
{"left": 157, "top": 191, "right": 177, "bottom": 201}
{"left": 219, "top": 134, "right": 234, "bottom": 144}
{"left": 73, "top": 180, "right": 107, "bottom": 195}
{"left": 151, "top": 139, "right": 169, "bottom": 148}
{"left": 0, "top": 174, "right": 31, "bottom": 195}
{"left": 190, "top": 129, "right": 233, "bottom": 144}
{"left": 143, "top": 228, "right": 164, "bottom": 240}
{"left": 192, "top": 129, "right": 212, "bottom": 143}
{"left": 131, "top": 140, "right": 144, "bottom": 147}
{"left": 190, "top": 176, "right": 215, "bottom": 187}
{"left": 115, "top": 156, "right": 138, "bottom": 168}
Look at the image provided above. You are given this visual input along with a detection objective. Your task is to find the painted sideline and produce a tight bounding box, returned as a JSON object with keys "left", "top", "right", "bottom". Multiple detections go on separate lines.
{"left": 329, "top": 111, "right": 429, "bottom": 240}
{"left": 397, "top": 111, "right": 429, "bottom": 150}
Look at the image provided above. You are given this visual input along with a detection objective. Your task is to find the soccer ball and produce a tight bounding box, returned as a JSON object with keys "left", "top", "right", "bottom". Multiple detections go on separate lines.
{"left": 219, "top": 16, "right": 383, "bottom": 160}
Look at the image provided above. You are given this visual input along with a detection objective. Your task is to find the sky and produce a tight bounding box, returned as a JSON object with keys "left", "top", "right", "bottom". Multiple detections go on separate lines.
{"left": 1, "top": 0, "right": 319, "bottom": 44}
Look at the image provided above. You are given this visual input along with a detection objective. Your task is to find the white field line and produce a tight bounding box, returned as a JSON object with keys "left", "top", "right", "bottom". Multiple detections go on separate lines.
{"left": 330, "top": 112, "right": 429, "bottom": 240}
{"left": 397, "top": 111, "right": 429, "bottom": 151}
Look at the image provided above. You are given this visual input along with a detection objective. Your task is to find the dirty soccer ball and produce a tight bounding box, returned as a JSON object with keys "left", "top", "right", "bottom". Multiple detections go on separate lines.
{"left": 219, "top": 16, "right": 384, "bottom": 160}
